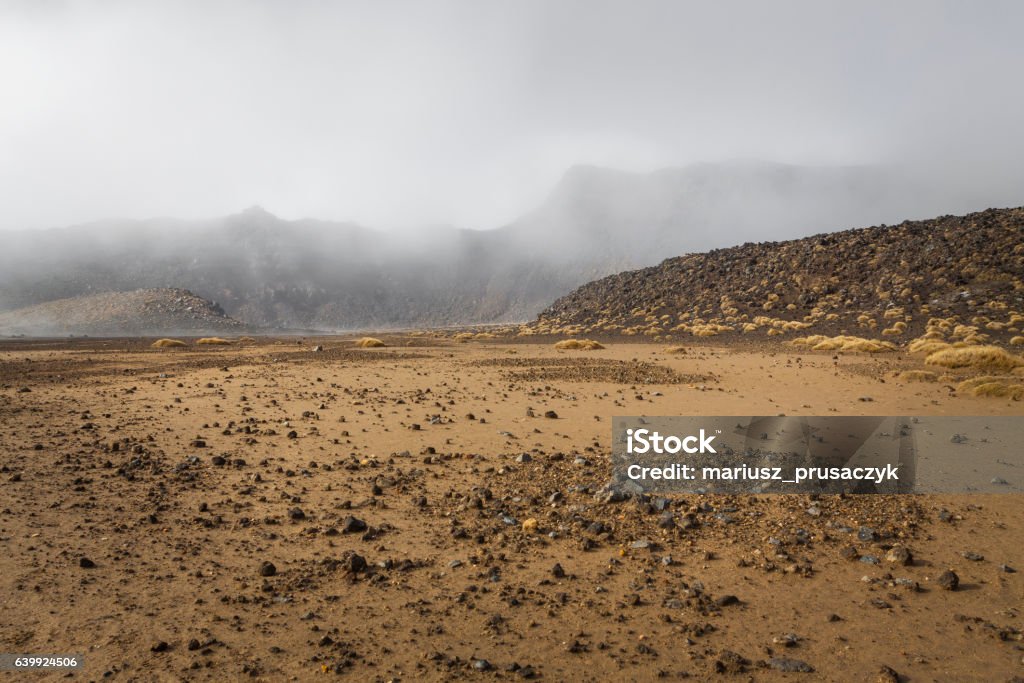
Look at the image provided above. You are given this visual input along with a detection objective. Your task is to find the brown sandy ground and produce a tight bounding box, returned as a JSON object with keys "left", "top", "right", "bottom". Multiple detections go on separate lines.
{"left": 0, "top": 337, "right": 1022, "bottom": 682}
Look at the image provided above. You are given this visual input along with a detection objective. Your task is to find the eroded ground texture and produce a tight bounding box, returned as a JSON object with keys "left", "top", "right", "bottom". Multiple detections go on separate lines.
{"left": 1, "top": 337, "right": 1022, "bottom": 682}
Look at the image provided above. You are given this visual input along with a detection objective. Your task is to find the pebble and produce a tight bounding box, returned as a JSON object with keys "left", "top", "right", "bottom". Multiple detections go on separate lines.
{"left": 151, "top": 641, "right": 169, "bottom": 653}
{"left": 551, "top": 563, "right": 566, "bottom": 579}
{"left": 259, "top": 561, "right": 277, "bottom": 577}
{"left": 768, "top": 657, "right": 813, "bottom": 673}
{"left": 543, "top": 410, "right": 558, "bottom": 419}
{"left": 79, "top": 557, "right": 95, "bottom": 569}
{"left": 885, "top": 546, "right": 912, "bottom": 566}
{"left": 936, "top": 570, "right": 959, "bottom": 591}
{"left": 341, "top": 516, "right": 367, "bottom": 533}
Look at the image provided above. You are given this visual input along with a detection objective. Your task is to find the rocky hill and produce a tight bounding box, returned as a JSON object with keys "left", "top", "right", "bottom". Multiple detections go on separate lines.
{"left": 533, "top": 208, "right": 1024, "bottom": 343}
{"left": 0, "top": 288, "right": 247, "bottom": 337}
{"left": 0, "top": 162, "right": 983, "bottom": 331}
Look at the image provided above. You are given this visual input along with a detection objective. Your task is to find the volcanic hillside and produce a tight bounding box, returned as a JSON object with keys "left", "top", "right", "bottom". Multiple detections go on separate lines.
{"left": 0, "top": 288, "right": 247, "bottom": 337}
{"left": 533, "top": 207, "right": 1024, "bottom": 345}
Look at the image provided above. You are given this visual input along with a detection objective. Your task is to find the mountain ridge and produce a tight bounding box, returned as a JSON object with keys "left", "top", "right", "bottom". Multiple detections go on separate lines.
{"left": 0, "top": 162, "right": 1016, "bottom": 331}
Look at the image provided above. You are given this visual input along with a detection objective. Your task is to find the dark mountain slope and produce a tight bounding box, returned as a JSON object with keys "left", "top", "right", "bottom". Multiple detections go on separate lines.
{"left": 534, "top": 208, "right": 1024, "bottom": 342}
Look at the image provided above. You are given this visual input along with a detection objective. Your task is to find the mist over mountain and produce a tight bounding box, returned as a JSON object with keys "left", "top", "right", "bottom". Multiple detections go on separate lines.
{"left": 0, "top": 161, "right": 1007, "bottom": 333}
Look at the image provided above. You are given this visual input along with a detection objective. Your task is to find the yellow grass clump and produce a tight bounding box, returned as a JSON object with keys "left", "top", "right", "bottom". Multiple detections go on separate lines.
{"left": 925, "top": 345, "right": 1022, "bottom": 372}
{"left": 237, "top": 336, "right": 256, "bottom": 343}
{"left": 802, "top": 336, "right": 895, "bottom": 353}
{"left": 898, "top": 370, "right": 938, "bottom": 382}
{"left": 473, "top": 332, "right": 496, "bottom": 340}
{"left": 908, "top": 338, "right": 951, "bottom": 355}
{"left": 664, "top": 345, "right": 688, "bottom": 354}
{"left": 554, "top": 339, "right": 605, "bottom": 350}
{"left": 1011, "top": 336, "right": 1024, "bottom": 346}
{"left": 196, "top": 337, "right": 233, "bottom": 345}
{"left": 355, "top": 337, "right": 386, "bottom": 348}
{"left": 956, "top": 377, "right": 1024, "bottom": 399}
{"left": 790, "top": 335, "right": 829, "bottom": 347}
{"left": 151, "top": 338, "right": 187, "bottom": 348}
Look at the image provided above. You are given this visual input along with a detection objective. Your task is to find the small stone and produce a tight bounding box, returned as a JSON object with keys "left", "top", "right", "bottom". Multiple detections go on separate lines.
{"left": 960, "top": 551, "right": 983, "bottom": 562}
{"left": 345, "top": 552, "right": 367, "bottom": 574}
{"left": 768, "top": 657, "right": 813, "bottom": 673}
{"left": 151, "top": 641, "right": 169, "bottom": 653}
{"left": 715, "top": 594, "right": 739, "bottom": 607}
{"left": 936, "top": 570, "right": 959, "bottom": 591}
{"left": 551, "top": 563, "right": 566, "bottom": 579}
{"left": 657, "top": 511, "right": 675, "bottom": 529}
{"left": 543, "top": 410, "right": 558, "bottom": 419}
{"left": 858, "top": 526, "right": 878, "bottom": 541}
{"left": 187, "top": 638, "right": 201, "bottom": 651}
{"left": 516, "top": 453, "right": 532, "bottom": 463}
{"left": 79, "top": 557, "right": 96, "bottom": 569}
{"left": 287, "top": 507, "right": 305, "bottom": 520}
{"left": 473, "top": 659, "right": 492, "bottom": 671}
{"left": 772, "top": 633, "right": 799, "bottom": 647}
{"left": 885, "top": 546, "right": 912, "bottom": 566}
{"left": 990, "top": 477, "right": 1009, "bottom": 485}
{"left": 341, "top": 516, "right": 367, "bottom": 533}
{"left": 876, "top": 664, "right": 900, "bottom": 682}
{"left": 840, "top": 545, "right": 860, "bottom": 561}
{"left": 522, "top": 518, "right": 538, "bottom": 533}
{"left": 949, "top": 433, "right": 966, "bottom": 444}
{"left": 259, "top": 561, "right": 277, "bottom": 577}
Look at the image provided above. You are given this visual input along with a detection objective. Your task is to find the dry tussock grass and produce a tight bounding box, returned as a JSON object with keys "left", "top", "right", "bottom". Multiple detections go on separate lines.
{"left": 553, "top": 339, "right": 605, "bottom": 350}
{"left": 664, "top": 346, "right": 688, "bottom": 354}
{"left": 925, "top": 345, "right": 1022, "bottom": 372}
{"left": 151, "top": 338, "right": 187, "bottom": 348}
{"left": 793, "top": 335, "right": 894, "bottom": 353}
{"left": 908, "top": 338, "right": 951, "bottom": 355}
{"left": 355, "top": 337, "right": 386, "bottom": 348}
{"left": 196, "top": 337, "right": 233, "bottom": 345}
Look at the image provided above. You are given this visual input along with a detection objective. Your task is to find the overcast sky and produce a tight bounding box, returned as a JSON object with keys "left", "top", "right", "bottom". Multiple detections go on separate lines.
{"left": 1, "top": 0, "right": 1023, "bottom": 231}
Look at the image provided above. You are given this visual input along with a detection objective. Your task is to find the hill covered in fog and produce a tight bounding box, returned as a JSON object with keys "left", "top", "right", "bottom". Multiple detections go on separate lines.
{"left": 0, "top": 162, "right": 994, "bottom": 332}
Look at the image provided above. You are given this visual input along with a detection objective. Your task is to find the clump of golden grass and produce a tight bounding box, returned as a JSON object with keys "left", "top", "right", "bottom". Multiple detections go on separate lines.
{"left": 196, "top": 337, "right": 233, "bottom": 345}
{"left": 881, "top": 321, "right": 907, "bottom": 336}
{"left": 664, "top": 345, "right": 688, "bottom": 354}
{"left": 1011, "top": 336, "right": 1024, "bottom": 346}
{"left": 554, "top": 339, "right": 605, "bottom": 350}
{"left": 925, "top": 345, "right": 1022, "bottom": 372}
{"left": 151, "top": 338, "right": 187, "bottom": 348}
{"left": 908, "top": 338, "right": 951, "bottom": 355}
{"left": 355, "top": 337, "right": 386, "bottom": 348}
{"left": 956, "top": 376, "right": 1024, "bottom": 399}
{"left": 790, "top": 335, "right": 829, "bottom": 347}
{"left": 794, "top": 335, "right": 894, "bottom": 353}
{"left": 473, "top": 332, "right": 496, "bottom": 340}
{"left": 898, "top": 370, "right": 938, "bottom": 382}
{"left": 453, "top": 332, "right": 475, "bottom": 341}
{"left": 237, "top": 336, "right": 256, "bottom": 343}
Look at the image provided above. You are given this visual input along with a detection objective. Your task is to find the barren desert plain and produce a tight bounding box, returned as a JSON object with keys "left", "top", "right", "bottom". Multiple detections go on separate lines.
{"left": 1, "top": 334, "right": 1022, "bottom": 682}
